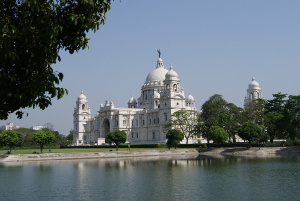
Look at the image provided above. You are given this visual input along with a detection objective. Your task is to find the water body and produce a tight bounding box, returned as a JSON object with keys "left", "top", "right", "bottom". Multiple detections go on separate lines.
{"left": 0, "top": 156, "right": 299, "bottom": 201}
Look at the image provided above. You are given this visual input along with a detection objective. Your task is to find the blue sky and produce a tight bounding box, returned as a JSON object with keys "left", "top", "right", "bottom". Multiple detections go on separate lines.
{"left": 1, "top": 0, "right": 300, "bottom": 135}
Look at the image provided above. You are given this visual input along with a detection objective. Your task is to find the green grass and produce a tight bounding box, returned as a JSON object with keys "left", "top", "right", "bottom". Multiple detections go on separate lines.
{"left": 0, "top": 147, "right": 173, "bottom": 155}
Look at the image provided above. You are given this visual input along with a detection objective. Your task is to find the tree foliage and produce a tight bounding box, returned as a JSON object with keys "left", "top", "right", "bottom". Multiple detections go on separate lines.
{"left": 0, "top": 0, "right": 111, "bottom": 119}
{"left": 32, "top": 130, "right": 54, "bottom": 153}
{"left": 166, "top": 129, "right": 184, "bottom": 149}
{"left": 164, "top": 110, "right": 198, "bottom": 144}
{"left": 243, "top": 98, "right": 265, "bottom": 126}
{"left": 0, "top": 130, "right": 21, "bottom": 153}
{"left": 66, "top": 129, "right": 73, "bottom": 141}
{"left": 238, "top": 122, "right": 262, "bottom": 144}
{"left": 264, "top": 93, "right": 287, "bottom": 142}
{"left": 199, "top": 94, "right": 242, "bottom": 142}
{"left": 283, "top": 95, "right": 300, "bottom": 141}
{"left": 106, "top": 130, "right": 127, "bottom": 151}
{"left": 14, "top": 127, "right": 37, "bottom": 146}
{"left": 208, "top": 126, "right": 229, "bottom": 144}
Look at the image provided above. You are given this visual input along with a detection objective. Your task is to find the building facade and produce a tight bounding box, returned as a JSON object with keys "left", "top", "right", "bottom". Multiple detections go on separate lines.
{"left": 30, "top": 125, "right": 47, "bottom": 131}
{"left": 0, "top": 123, "right": 19, "bottom": 130}
{"left": 73, "top": 56, "right": 197, "bottom": 145}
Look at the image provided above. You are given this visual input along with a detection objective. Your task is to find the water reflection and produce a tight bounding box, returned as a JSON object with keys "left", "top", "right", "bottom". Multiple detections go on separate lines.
{"left": 0, "top": 155, "right": 299, "bottom": 201}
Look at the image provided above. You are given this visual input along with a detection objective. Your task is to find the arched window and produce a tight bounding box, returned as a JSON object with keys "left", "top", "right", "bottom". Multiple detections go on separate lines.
{"left": 82, "top": 104, "right": 85, "bottom": 110}
{"left": 173, "top": 84, "right": 177, "bottom": 91}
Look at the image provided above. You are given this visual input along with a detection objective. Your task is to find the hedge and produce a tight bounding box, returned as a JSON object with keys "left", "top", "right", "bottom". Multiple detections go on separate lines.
{"left": 60, "top": 143, "right": 164, "bottom": 149}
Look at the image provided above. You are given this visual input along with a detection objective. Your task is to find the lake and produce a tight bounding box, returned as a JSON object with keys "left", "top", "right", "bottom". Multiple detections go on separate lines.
{"left": 0, "top": 155, "right": 299, "bottom": 201}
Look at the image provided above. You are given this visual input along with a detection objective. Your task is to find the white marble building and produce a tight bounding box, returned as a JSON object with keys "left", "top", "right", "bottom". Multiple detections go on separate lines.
{"left": 0, "top": 123, "right": 19, "bottom": 130}
{"left": 244, "top": 77, "right": 263, "bottom": 108}
{"left": 73, "top": 56, "right": 197, "bottom": 145}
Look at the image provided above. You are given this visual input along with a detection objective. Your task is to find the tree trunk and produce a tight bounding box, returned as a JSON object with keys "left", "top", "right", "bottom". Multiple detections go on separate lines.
{"left": 116, "top": 143, "right": 119, "bottom": 151}
{"left": 9, "top": 145, "right": 12, "bottom": 154}
{"left": 185, "top": 137, "right": 189, "bottom": 144}
{"left": 41, "top": 144, "right": 44, "bottom": 153}
{"left": 270, "top": 135, "right": 274, "bottom": 143}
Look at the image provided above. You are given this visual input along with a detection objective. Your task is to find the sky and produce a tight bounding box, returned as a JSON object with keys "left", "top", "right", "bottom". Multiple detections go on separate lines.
{"left": 1, "top": 0, "right": 300, "bottom": 135}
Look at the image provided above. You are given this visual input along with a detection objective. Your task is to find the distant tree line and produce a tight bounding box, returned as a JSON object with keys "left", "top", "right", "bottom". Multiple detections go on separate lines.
{"left": 198, "top": 93, "right": 300, "bottom": 144}
{"left": 0, "top": 127, "right": 73, "bottom": 153}
{"left": 166, "top": 93, "right": 300, "bottom": 146}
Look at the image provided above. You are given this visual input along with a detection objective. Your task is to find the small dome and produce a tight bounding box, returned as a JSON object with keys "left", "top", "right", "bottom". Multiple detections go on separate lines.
{"left": 249, "top": 77, "right": 260, "bottom": 90}
{"left": 78, "top": 91, "right": 87, "bottom": 101}
{"left": 128, "top": 95, "right": 137, "bottom": 104}
{"left": 186, "top": 93, "right": 195, "bottom": 103}
{"left": 153, "top": 91, "right": 160, "bottom": 99}
{"left": 165, "top": 65, "right": 179, "bottom": 81}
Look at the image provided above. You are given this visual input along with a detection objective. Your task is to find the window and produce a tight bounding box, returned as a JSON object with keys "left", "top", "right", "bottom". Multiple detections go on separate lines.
{"left": 143, "top": 120, "right": 145, "bottom": 125}
{"left": 165, "top": 114, "right": 167, "bottom": 121}
{"left": 136, "top": 133, "right": 138, "bottom": 138}
{"left": 132, "top": 133, "right": 134, "bottom": 138}
{"left": 84, "top": 136, "right": 86, "bottom": 140}
{"left": 132, "top": 120, "right": 134, "bottom": 126}
{"left": 82, "top": 104, "right": 85, "bottom": 110}
{"left": 149, "top": 119, "right": 151, "bottom": 125}
{"left": 173, "top": 84, "right": 177, "bottom": 91}
{"left": 153, "top": 132, "right": 155, "bottom": 139}
{"left": 154, "top": 119, "right": 156, "bottom": 124}
{"left": 157, "top": 118, "right": 159, "bottom": 124}
{"left": 123, "top": 120, "right": 127, "bottom": 126}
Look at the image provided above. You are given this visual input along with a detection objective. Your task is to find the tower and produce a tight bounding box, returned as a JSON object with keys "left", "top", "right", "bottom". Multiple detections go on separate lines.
{"left": 73, "top": 91, "right": 91, "bottom": 145}
{"left": 244, "top": 77, "right": 262, "bottom": 108}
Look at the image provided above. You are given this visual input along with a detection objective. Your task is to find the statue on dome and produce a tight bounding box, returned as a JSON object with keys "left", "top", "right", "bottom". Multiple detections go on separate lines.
{"left": 157, "top": 49, "right": 161, "bottom": 58}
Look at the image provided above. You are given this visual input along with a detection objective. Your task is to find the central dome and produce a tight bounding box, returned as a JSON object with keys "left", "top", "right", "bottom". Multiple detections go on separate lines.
{"left": 145, "top": 57, "right": 168, "bottom": 83}
{"left": 145, "top": 68, "right": 168, "bottom": 83}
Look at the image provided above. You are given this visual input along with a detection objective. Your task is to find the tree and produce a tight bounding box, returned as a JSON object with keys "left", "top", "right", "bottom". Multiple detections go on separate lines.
{"left": 0, "top": 0, "right": 111, "bottom": 119}
{"left": 199, "top": 94, "right": 242, "bottom": 142}
{"left": 14, "top": 127, "right": 36, "bottom": 146}
{"left": 0, "top": 130, "right": 21, "bottom": 153}
{"left": 106, "top": 130, "right": 127, "bottom": 151}
{"left": 164, "top": 110, "right": 198, "bottom": 144}
{"left": 284, "top": 95, "right": 300, "bottom": 141}
{"left": 218, "top": 103, "right": 243, "bottom": 143}
{"left": 32, "top": 130, "right": 54, "bottom": 153}
{"left": 264, "top": 93, "right": 287, "bottom": 142}
{"left": 238, "top": 122, "right": 262, "bottom": 145}
{"left": 66, "top": 129, "right": 74, "bottom": 141}
{"left": 243, "top": 98, "right": 265, "bottom": 126}
{"left": 208, "top": 126, "right": 229, "bottom": 144}
{"left": 166, "top": 129, "right": 184, "bottom": 149}
{"left": 43, "top": 123, "right": 54, "bottom": 131}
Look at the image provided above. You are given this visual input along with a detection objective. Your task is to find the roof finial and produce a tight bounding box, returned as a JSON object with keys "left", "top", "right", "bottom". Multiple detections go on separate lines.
{"left": 157, "top": 49, "right": 161, "bottom": 58}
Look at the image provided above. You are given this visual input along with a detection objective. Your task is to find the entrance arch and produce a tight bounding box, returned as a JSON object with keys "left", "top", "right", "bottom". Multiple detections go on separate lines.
{"left": 103, "top": 118, "right": 110, "bottom": 136}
